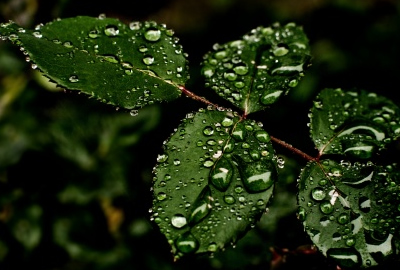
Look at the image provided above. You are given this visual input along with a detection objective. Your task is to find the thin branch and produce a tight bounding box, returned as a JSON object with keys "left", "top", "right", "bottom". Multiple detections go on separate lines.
{"left": 270, "top": 136, "right": 317, "bottom": 162}
{"left": 179, "top": 86, "right": 218, "bottom": 107}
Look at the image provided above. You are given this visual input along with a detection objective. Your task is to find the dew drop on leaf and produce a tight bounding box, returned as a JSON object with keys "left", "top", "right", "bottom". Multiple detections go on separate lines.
{"left": 104, "top": 25, "right": 119, "bottom": 36}
{"left": 171, "top": 214, "right": 187, "bottom": 228}
{"left": 175, "top": 232, "right": 199, "bottom": 254}
{"left": 210, "top": 157, "right": 233, "bottom": 191}
{"left": 144, "top": 28, "right": 161, "bottom": 41}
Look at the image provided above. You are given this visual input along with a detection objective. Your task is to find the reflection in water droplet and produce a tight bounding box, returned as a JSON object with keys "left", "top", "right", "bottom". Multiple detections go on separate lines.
{"left": 260, "top": 90, "right": 283, "bottom": 105}
{"left": 175, "top": 232, "right": 199, "bottom": 253}
{"left": 143, "top": 55, "right": 155, "bottom": 65}
{"left": 171, "top": 214, "right": 187, "bottom": 228}
{"left": 224, "top": 195, "right": 236, "bottom": 205}
{"left": 337, "top": 213, "right": 350, "bottom": 224}
{"left": 157, "top": 154, "right": 168, "bottom": 163}
{"left": 189, "top": 187, "right": 211, "bottom": 224}
{"left": 69, "top": 75, "right": 79, "bottom": 82}
{"left": 129, "top": 21, "right": 141, "bottom": 30}
{"left": 210, "top": 158, "right": 233, "bottom": 191}
{"left": 320, "top": 200, "right": 334, "bottom": 214}
{"left": 203, "top": 126, "right": 214, "bottom": 136}
{"left": 144, "top": 28, "right": 161, "bottom": 41}
{"left": 234, "top": 156, "right": 276, "bottom": 193}
{"left": 311, "top": 187, "right": 326, "bottom": 201}
{"left": 157, "top": 192, "right": 167, "bottom": 201}
{"left": 104, "top": 25, "right": 119, "bottom": 36}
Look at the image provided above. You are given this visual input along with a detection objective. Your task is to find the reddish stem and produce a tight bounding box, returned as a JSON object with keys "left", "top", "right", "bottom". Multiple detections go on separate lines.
{"left": 270, "top": 136, "right": 317, "bottom": 162}
{"left": 179, "top": 86, "right": 218, "bottom": 107}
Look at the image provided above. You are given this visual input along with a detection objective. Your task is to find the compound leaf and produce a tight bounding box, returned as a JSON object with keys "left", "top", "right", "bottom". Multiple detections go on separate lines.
{"left": 151, "top": 107, "right": 277, "bottom": 259}
{"left": 297, "top": 159, "right": 400, "bottom": 269}
{"left": 0, "top": 16, "right": 189, "bottom": 110}
{"left": 201, "top": 22, "right": 311, "bottom": 115}
{"left": 309, "top": 88, "right": 400, "bottom": 159}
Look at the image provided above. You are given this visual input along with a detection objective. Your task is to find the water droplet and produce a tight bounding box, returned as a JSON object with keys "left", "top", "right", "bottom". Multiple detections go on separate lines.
{"left": 273, "top": 45, "right": 289, "bottom": 56}
{"left": 224, "top": 195, "right": 236, "bottom": 205}
{"left": 203, "top": 126, "right": 214, "bottom": 136}
{"left": 203, "top": 160, "right": 214, "bottom": 168}
{"left": 297, "top": 206, "right": 306, "bottom": 221}
{"left": 231, "top": 124, "right": 246, "bottom": 141}
{"left": 319, "top": 200, "right": 334, "bottom": 214}
{"left": 88, "top": 30, "right": 99, "bottom": 38}
{"left": 129, "top": 21, "right": 141, "bottom": 30}
{"left": 157, "top": 154, "right": 168, "bottom": 163}
{"left": 32, "top": 31, "right": 42, "bottom": 38}
{"left": 189, "top": 187, "right": 211, "bottom": 224}
{"left": 337, "top": 213, "right": 349, "bottom": 224}
{"left": 202, "top": 67, "right": 215, "bottom": 78}
{"left": 104, "top": 25, "right": 119, "bottom": 36}
{"left": 210, "top": 158, "right": 233, "bottom": 191}
{"left": 171, "top": 214, "right": 187, "bottom": 228}
{"left": 130, "top": 110, "right": 138, "bottom": 116}
{"left": 224, "top": 71, "right": 238, "bottom": 81}
{"left": 142, "top": 55, "right": 155, "bottom": 65}
{"left": 221, "top": 117, "right": 234, "bottom": 127}
{"left": 208, "top": 242, "right": 218, "bottom": 252}
{"left": 69, "top": 75, "right": 79, "bottom": 83}
{"left": 234, "top": 156, "right": 276, "bottom": 193}
{"left": 311, "top": 187, "right": 326, "bottom": 201}
{"left": 233, "top": 64, "right": 249, "bottom": 75}
{"left": 157, "top": 192, "right": 167, "bottom": 201}
{"left": 144, "top": 28, "right": 161, "bottom": 41}
{"left": 260, "top": 90, "right": 283, "bottom": 105}
{"left": 173, "top": 159, "right": 181, "bottom": 166}
{"left": 175, "top": 232, "right": 199, "bottom": 253}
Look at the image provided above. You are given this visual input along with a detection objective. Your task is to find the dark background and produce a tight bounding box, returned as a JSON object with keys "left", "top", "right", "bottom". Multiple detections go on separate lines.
{"left": 1, "top": 0, "right": 400, "bottom": 269}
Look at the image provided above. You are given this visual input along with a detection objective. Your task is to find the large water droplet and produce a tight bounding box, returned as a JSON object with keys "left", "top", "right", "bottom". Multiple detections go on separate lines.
{"left": 319, "top": 200, "right": 334, "bottom": 214}
{"left": 171, "top": 214, "right": 187, "bottom": 228}
{"left": 189, "top": 187, "right": 211, "bottom": 224}
{"left": 175, "top": 232, "right": 199, "bottom": 254}
{"left": 210, "top": 157, "right": 233, "bottom": 191}
{"left": 260, "top": 90, "right": 283, "bottom": 105}
{"left": 233, "top": 64, "right": 249, "bottom": 75}
{"left": 234, "top": 156, "right": 276, "bottom": 193}
{"left": 311, "top": 187, "right": 326, "bottom": 201}
{"left": 143, "top": 55, "right": 155, "bottom": 65}
{"left": 104, "top": 25, "right": 119, "bottom": 36}
{"left": 203, "top": 126, "right": 214, "bottom": 136}
{"left": 144, "top": 28, "right": 161, "bottom": 41}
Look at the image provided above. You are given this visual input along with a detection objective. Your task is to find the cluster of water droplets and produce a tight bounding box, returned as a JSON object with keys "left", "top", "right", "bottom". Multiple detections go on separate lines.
{"left": 151, "top": 108, "right": 278, "bottom": 257}
{"left": 310, "top": 88, "right": 400, "bottom": 159}
{"left": 201, "top": 22, "right": 310, "bottom": 113}
{"left": 298, "top": 159, "right": 400, "bottom": 268}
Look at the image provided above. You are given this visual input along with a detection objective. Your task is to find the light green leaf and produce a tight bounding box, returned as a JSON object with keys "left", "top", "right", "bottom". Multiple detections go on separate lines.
{"left": 201, "top": 22, "right": 311, "bottom": 115}
{"left": 297, "top": 159, "right": 400, "bottom": 269}
{"left": 0, "top": 16, "right": 189, "bottom": 109}
{"left": 310, "top": 88, "right": 400, "bottom": 159}
{"left": 151, "top": 108, "right": 277, "bottom": 259}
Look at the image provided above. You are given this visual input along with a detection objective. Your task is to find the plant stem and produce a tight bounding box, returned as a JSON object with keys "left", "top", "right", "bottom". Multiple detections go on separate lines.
{"left": 270, "top": 136, "right": 317, "bottom": 162}
{"left": 179, "top": 86, "right": 218, "bottom": 107}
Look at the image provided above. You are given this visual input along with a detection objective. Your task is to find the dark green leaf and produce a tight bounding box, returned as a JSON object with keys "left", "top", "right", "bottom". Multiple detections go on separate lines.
{"left": 310, "top": 88, "right": 400, "bottom": 159}
{"left": 0, "top": 16, "right": 189, "bottom": 109}
{"left": 298, "top": 159, "right": 400, "bottom": 268}
{"left": 201, "top": 22, "right": 311, "bottom": 115}
{"left": 151, "top": 108, "right": 277, "bottom": 259}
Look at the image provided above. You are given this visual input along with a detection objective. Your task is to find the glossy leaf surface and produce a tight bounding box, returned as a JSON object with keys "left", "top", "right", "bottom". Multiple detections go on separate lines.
{"left": 309, "top": 88, "right": 400, "bottom": 159}
{"left": 201, "top": 22, "right": 311, "bottom": 115}
{"left": 298, "top": 159, "right": 400, "bottom": 268}
{"left": 151, "top": 108, "right": 277, "bottom": 259}
{"left": 0, "top": 16, "right": 189, "bottom": 109}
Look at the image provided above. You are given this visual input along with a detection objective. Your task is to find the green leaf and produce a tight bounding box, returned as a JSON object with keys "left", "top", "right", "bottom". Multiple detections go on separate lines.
{"left": 151, "top": 108, "right": 277, "bottom": 259}
{"left": 310, "top": 88, "right": 400, "bottom": 159}
{"left": 0, "top": 16, "right": 189, "bottom": 109}
{"left": 297, "top": 159, "right": 400, "bottom": 269}
{"left": 201, "top": 22, "right": 311, "bottom": 115}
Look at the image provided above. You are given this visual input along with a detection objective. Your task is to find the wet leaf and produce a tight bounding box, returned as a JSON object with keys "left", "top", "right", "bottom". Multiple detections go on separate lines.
{"left": 0, "top": 17, "right": 189, "bottom": 110}
{"left": 151, "top": 107, "right": 277, "bottom": 259}
{"left": 201, "top": 22, "right": 311, "bottom": 115}
{"left": 309, "top": 88, "right": 400, "bottom": 159}
{"left": 297, "top": 159, "right": 400, "bottom": 269}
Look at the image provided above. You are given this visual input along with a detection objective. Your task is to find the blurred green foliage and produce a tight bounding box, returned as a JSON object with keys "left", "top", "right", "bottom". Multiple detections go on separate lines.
{"left": 1, "top": 0, "right": 400, "bottom": 269}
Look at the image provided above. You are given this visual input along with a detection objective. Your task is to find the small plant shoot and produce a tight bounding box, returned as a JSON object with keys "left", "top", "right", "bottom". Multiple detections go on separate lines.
{"left": 1, "top": 14, "right": 400, "bottom": 269}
